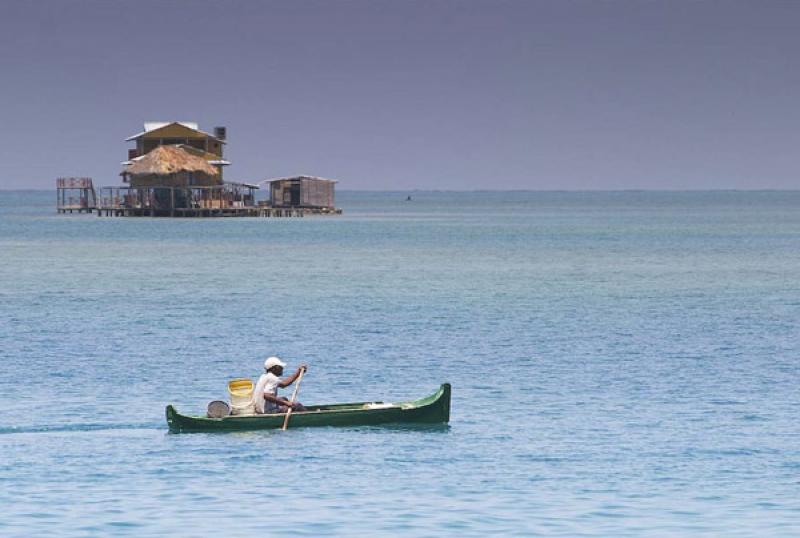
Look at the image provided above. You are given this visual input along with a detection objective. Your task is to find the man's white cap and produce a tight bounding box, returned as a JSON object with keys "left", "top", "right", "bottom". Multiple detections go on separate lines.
{"left": 264, "top": 356, "right": 286, "bottom": 371}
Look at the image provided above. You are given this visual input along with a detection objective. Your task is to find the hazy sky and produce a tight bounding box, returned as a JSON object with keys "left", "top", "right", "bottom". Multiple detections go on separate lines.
{"left": 0, "top": 1, "right": 798, "bottom": 190}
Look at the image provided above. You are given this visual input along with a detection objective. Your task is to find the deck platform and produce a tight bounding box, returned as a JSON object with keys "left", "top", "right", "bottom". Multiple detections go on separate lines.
{"left": 57, "top": 177, "right": 97, "bottom": 213}
{"left": 94, "top": 206, "right": 342, "bottom": 218}
{"left": 91, "top": 185, "right": 341, "bottom": 217}
{"left": 57, "top": 182, "right": 342, "bottom": 217}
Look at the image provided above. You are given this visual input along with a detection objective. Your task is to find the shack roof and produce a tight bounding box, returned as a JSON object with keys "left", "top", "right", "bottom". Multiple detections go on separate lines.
{"left": 125, "top": 121, "right": 226, "bottom": 143}
{"left": 263, "top": 175, "right": 338, "bottom": 185}
{"left": 122, "top": 145, "right": 219, "bottom": 177}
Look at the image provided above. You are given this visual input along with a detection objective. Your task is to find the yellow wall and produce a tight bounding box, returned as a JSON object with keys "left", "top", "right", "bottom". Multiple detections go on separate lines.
{"left": 138, "top": 124, "right": 224, "bottom": 157}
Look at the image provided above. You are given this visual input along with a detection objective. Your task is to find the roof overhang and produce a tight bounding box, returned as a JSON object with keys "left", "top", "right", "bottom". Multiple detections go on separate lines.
{"left": 125, "top": 121, "right": 226, "bottom": 143}
{"left": 145, "top": 121, "right": 198, "bottom": 132}
{"left": 120, "top": 155, "right": 146, "bottom": 166}
{"left": 224, "top": 181, "right": 260, "bottom": 189}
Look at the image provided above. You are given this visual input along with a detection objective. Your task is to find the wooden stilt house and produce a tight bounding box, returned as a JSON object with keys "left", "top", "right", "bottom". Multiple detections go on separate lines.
{"left": 268, "top": 176, "right": 337, "bottom": 210}
{"left": 91, "top": 121, "right": 258, "bottom": 216}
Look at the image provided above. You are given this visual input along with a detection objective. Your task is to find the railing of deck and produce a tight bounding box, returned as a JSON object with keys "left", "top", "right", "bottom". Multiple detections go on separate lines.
{"left": 97, "top": 185, "right": 257, "bottom": 211}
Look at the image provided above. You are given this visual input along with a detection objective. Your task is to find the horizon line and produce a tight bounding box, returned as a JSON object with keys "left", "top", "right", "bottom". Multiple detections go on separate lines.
{"left": 3, "top": 188, "right": 800, "bottom": 193}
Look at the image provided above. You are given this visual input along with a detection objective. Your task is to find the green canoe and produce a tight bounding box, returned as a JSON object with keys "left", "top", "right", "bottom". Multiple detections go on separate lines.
{"left": 166, "top": 383, "right": 451, "bottom": 433}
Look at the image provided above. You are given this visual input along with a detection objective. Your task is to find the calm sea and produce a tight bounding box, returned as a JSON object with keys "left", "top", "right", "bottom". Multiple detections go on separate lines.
{"left": 1, "top": 190, "right": 799, "bottom": 536}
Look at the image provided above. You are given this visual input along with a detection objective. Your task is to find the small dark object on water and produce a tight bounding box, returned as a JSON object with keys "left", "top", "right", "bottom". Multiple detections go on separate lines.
{"left": 406, "top": 195, "right": 412, "bottom": 201}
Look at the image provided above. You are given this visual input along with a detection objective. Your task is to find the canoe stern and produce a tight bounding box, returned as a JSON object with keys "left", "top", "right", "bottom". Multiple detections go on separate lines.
{"left": 402, "top": 382, "right": 451, "bottom": 423}
{"left": 165, "top": 404, "right": 180, "bottom": 433}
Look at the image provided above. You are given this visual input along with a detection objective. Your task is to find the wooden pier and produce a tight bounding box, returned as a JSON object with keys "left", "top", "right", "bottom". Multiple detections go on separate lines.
{"left": 92, "top": 185, "right": 341, "bottom": 218}
{"left": 56, "top": 181, "right": 342, "bottom": 218}
{"left": 57, "top": 177, "right": 97, "bottom": 213}
{"left": 93, "top": 205, "right": 340, "bottom": 218}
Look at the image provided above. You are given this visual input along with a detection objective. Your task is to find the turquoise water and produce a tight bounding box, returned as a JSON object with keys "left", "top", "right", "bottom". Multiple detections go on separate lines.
{"left": 1, "top": 190, "right": 799, "bottom": 536}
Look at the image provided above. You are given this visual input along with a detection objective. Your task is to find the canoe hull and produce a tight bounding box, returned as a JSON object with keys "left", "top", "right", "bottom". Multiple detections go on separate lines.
{"left": 166, "top": 383, "right": 451, "bottom": 433}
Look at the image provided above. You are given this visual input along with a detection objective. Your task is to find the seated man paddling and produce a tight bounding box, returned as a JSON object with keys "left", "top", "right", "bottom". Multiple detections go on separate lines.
{"left": 253, "top": 356, "right": 307, "bottom": 414}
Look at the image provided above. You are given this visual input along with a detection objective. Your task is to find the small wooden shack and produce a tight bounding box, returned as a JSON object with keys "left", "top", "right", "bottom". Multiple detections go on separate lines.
{"left": 269, "top": 176, "right": 337, "bottom": 209}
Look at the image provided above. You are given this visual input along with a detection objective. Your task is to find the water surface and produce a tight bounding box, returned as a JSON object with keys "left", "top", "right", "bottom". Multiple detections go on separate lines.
{"left": 1, "top": 190, "right": 799, "bottom": 536}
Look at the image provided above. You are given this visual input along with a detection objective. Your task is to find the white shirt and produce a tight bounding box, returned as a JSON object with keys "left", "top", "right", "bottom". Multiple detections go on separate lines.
{"left": 253, "top": 372, "right": 281, "bottom": 414}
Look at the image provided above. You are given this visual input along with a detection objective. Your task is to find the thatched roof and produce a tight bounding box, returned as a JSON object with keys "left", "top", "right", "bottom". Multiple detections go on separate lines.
{"left": 123, "top": 145, "right": 219, "bottom": 177}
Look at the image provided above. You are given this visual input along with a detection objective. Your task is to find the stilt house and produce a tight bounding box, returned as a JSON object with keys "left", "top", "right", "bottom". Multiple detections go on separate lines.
{"left": 268, "top": 176, "right": 337, "bottom": 209}
{"left": 94, "top": 121, "right": 258, "bottom": 216}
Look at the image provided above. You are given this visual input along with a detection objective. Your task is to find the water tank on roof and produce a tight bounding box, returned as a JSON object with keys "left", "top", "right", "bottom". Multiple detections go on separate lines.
{"left": 214, "top": 126, "right": 227, "bottom": 140}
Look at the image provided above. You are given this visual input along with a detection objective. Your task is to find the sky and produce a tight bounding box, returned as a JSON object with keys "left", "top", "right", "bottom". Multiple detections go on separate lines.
{"left": 0, "top": 0, "right": 798, "bottom": 190}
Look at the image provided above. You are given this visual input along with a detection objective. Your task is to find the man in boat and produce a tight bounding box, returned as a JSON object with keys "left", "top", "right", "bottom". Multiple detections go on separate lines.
{"left": 253, "top": 356, "right": 307, "bottom": 414}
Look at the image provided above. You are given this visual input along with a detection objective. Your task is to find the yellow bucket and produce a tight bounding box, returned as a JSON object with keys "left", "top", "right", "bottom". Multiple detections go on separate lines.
{"left": 228, "top": 378, "right": 254, "bottom": 408}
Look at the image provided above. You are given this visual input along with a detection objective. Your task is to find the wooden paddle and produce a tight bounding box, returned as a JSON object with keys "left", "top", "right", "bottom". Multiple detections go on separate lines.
{"left": 281, "top": 367, "right": 306, "bottom": 431}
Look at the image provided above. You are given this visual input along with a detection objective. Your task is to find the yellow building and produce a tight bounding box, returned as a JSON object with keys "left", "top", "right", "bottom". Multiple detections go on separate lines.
{"left": 101, "top": 121, "right": 258, "bottom": 216}
{"left": 123, "top": 121, "right": 229, "bottom": 180}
